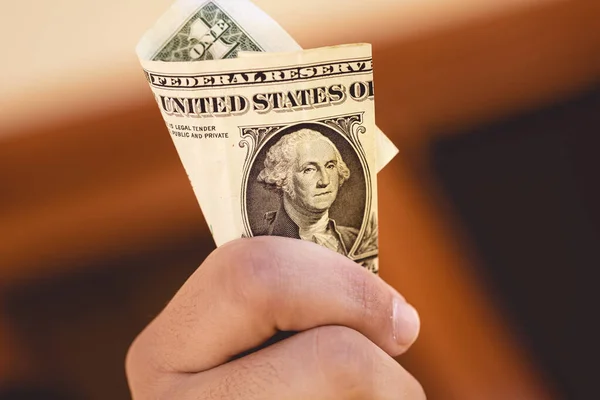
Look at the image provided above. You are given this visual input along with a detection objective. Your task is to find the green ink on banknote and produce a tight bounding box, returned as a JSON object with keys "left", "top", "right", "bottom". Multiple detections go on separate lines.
{"left": 153, "top": 1, "right": 262, "bottom": 61}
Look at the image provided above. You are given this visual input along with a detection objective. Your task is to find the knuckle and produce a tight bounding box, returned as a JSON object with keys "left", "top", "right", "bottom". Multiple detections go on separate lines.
{"left": 343, "top": 267, "right": 388, "bottom": 322}
{"left": 311, "top": 326, "right": 425, "bottom": 399}
{"left": 124, "top": 338, "right": 139, "bottom": 381}
{"left": 215, "top": 237, "right": 287, "bottom": 307}
{"left": 313, "top": 326, "right": 375, "bottom": 396}
{"left": 124, "top": 333, "right": 169, "bottom": 399}
{"left": 220, "top": 359, "right": 281, "bottom": 399}
{"left": 403, "top": 373, "right": 427, "bottom": 400}
{"left": 125, "top": 332, "right": 154, "bottom": 381}
{"left": 415, "top": 381, "right": 428, "bottom": 399}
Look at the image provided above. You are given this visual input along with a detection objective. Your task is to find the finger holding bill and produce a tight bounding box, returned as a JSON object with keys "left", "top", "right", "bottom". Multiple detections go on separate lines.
{"left": 126, "top": 237, "right": 422, "bottom": 399}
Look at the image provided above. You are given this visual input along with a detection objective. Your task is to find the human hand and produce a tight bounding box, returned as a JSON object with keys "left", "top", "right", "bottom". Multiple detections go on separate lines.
{"left": 125, "top": 236, "right": 424, "bottom": 399}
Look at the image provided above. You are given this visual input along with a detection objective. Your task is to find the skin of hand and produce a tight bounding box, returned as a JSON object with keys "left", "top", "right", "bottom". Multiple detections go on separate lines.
{"left": 125, "top": 236, "right": 425, "bottom": 399}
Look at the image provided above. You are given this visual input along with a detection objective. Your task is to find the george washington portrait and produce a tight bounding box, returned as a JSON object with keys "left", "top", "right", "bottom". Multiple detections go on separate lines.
{"left": 249, "top": 126, "right": 365, "bottom": 256}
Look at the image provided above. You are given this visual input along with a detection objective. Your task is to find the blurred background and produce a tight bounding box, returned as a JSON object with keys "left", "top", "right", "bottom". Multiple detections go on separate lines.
{"left": 1, "top": 0, "right": 598, "bottom": 399}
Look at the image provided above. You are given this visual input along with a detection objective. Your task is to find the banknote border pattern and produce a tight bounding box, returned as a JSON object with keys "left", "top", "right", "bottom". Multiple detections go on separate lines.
{"left": 239, "top": 112, "right": 378, "bottom": 264}
{"left": 144, "top": 57, "right": 374, "bottom": 90}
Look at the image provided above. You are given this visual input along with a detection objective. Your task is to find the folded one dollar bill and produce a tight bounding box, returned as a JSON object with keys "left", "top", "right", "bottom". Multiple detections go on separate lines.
{"left": 137, "top": 0, "right": 398, "bottom": 171}
{"left": 136, "top": 0, "right": 393, "bottom": 273}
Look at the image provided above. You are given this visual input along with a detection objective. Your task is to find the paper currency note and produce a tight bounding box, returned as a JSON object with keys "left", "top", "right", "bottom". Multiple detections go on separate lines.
{"left": 137, "top": 42, "right": 380, "bottom": 272}
{"left": 136, "top": 0, "right": 398, "bottom": 172}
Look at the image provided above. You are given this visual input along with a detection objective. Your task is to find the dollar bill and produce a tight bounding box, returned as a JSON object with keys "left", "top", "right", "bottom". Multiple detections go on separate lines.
{"left": 136, "top": 1, "right": 383, "bottom": 272}
{"left": 136, "top": 0, "right": 398, "bottom": 172}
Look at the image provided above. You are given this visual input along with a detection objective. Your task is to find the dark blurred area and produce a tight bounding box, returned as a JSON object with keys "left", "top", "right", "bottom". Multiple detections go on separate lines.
{"left": 432, "top": 85, "right": 600, "bottom": 400}
{"left": 2, "top": 240, "right": 213, "bottom": 400}
{"left": 1, "top": 1, "right": 599, "bottom": 399}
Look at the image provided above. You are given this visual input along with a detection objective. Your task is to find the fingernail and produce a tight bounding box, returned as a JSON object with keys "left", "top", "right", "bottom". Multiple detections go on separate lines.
{"left": 392, "top": 297, "right": 420, "bottom": 347}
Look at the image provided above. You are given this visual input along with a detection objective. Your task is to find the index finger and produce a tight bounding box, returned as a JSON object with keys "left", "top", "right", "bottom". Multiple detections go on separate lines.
{"left": 127, "top": 236, "right": 420, "bottom": 375}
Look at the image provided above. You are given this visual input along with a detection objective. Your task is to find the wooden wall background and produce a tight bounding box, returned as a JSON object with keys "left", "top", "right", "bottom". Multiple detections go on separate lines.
{"left": 1, "top": 0, "right": 598, "bottom": 398}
